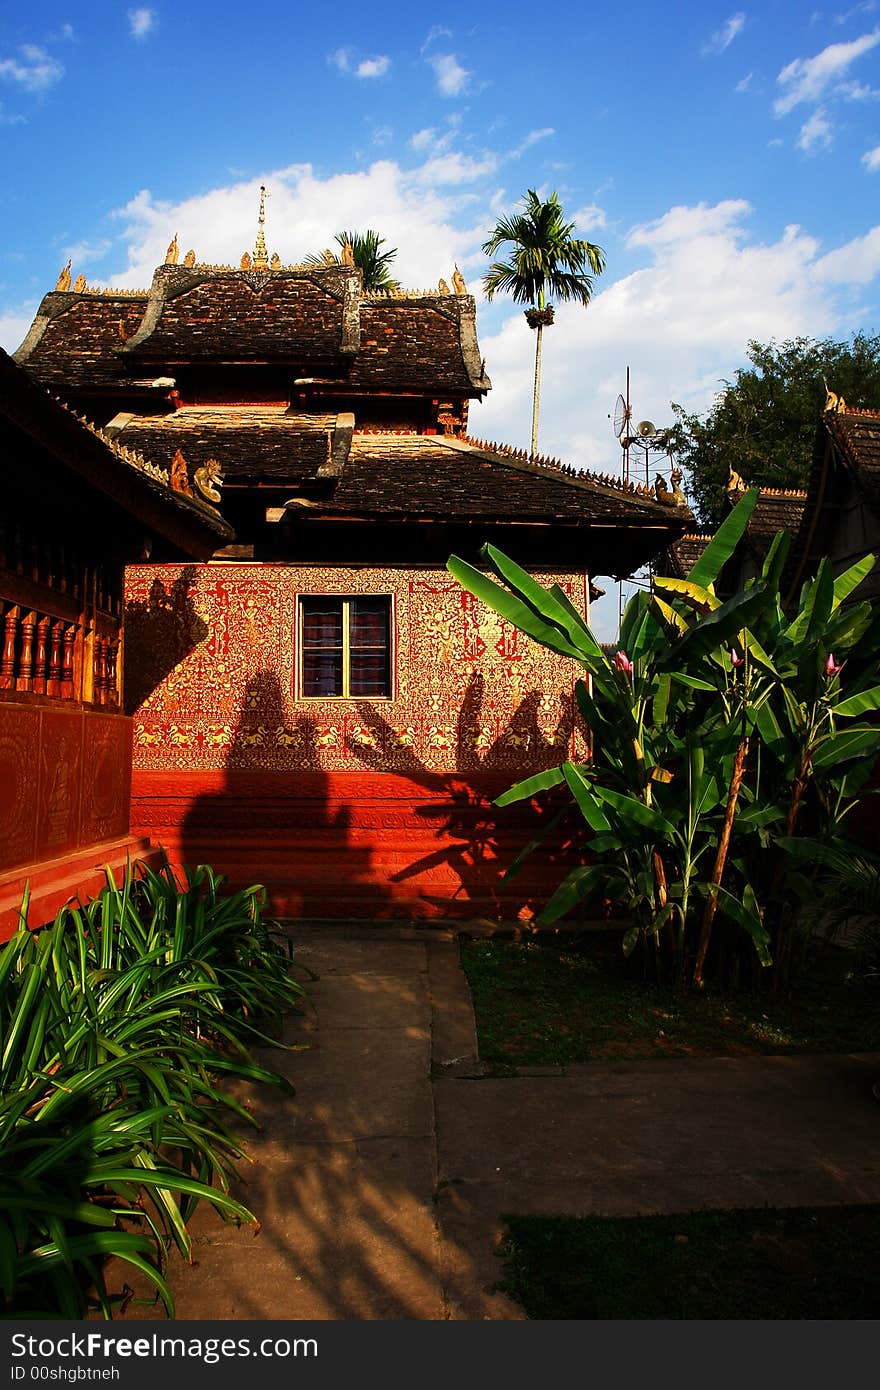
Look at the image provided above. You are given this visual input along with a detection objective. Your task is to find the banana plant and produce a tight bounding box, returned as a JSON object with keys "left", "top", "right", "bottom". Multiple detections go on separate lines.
{"left": 448, "top": 488, "right": 880, "bottom": 991}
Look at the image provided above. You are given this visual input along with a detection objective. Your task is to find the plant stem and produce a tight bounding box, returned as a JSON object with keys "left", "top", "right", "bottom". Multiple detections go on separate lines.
{"left": 692, "top": 737, "right": 749, "bottom": 991}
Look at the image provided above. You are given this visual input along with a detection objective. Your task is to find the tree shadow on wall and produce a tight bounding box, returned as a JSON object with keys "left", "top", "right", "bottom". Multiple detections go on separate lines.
{"left": 181, "top": 671, "right": 394, "bottom": 916}
{"left": 346, "top": 671, "right": 582, "bottom": 917}
{"left": 123, "top": 568, "right": 209, "bottom": 716}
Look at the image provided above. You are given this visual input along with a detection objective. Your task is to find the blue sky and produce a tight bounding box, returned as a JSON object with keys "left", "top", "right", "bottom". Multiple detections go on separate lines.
{"left": 2, "top": 3, "right": 879, "bottom": 626}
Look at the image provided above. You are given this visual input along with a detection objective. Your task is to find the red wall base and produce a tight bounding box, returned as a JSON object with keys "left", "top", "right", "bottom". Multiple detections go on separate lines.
{"left": 0, "top": 836, "right": 164, "bottom": 941}
{"left": 131, "top": 769, "right": 582, "bottom": 921}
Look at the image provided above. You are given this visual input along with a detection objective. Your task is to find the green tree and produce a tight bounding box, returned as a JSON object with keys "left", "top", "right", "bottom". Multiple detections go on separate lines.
{"left": 482, "top": 189, "right": 605, "bottom": 458}
{"left": 671, "top": 333, "right": 880, "bottom": 526}
{"left": 303, "top": 229, "right": 400, "bottom": 291}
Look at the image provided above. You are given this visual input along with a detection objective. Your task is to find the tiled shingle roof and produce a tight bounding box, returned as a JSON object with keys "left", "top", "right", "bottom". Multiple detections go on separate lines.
{"left": 116, "top": 408, "right": 337, "bottom": 484}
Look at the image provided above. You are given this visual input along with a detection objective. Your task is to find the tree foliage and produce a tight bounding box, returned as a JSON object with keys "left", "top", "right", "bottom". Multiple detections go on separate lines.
{"left": 482, "top": 189, "right": 605, "bottom": 459}
{"left": 670, "top": 334, "right": 880, "bottom": 526}
{"left": 482, "top": 189, "right": 605, "bottom": 311}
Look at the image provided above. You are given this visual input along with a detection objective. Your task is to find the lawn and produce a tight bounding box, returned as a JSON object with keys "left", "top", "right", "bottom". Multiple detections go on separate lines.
{"left": 496, "top": 1205, "right": 880, "bottom": 1318}
{"left": 459, "top": 933, "right": 879, "bottom": 1067}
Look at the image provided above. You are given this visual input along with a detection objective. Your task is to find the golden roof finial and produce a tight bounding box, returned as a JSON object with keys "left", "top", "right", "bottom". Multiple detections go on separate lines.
{"left": 253, "top": 184, "right": 269, "bottom": 269}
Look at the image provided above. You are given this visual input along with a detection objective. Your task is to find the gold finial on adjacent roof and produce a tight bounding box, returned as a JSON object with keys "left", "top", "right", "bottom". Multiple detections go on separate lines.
{"left": 73, "top": 274, "right": 86, "bottom": 293}
{"left": 438, "top": 277, "right": 451, "bottom": 295}
{"left": 183, "top": 248, "right": 196, "bottom": 267}
{"left": 165, "top": 234, "right": 179, "bottom": 265}
{"left": 253, "top": 184, "right": 269, "bottom": 269}
{"left": 55, "top": 260, "right": 72, "bottom": 292}
{"left": 452, "top": 264, "right": 467, "bottom": 294}
{"left": 340, "top": 239, "right": 355, "bottom": 267}
{"left": 170, "top": 448, "right": 193, "bottom": 496}
{"left": 823, "top": 377, "right": 847, "bottom": 414}
{"left": 727, "top": 466, "right": 746, "bottom": 492}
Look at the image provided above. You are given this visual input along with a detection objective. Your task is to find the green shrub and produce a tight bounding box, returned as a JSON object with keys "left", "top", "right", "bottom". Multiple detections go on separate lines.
{"left": 0, "top": 862, "right": 307, "bottom": 1318}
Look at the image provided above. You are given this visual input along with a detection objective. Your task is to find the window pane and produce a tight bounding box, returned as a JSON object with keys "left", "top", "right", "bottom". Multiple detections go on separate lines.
{"left": 302, "top": 650, "right": 342, "bottom": 697}
{"left": 350, "top": 599, "right": 389, "bottom": 649}
{"left": 302, "top": 600, "right": 343, "bottom": 648}
{"left": 349, "top": 650, "right": 389, "bottom": 697}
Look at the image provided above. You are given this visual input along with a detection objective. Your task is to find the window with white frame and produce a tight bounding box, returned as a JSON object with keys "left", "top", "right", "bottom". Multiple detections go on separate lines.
{"left": 299, "top": 595, "right": 392, "bottom": 698}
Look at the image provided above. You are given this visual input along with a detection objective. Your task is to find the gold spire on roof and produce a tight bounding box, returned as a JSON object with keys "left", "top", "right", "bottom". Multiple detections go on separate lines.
{"left": 253, "top": 184, "right": 269, "bottom": 269}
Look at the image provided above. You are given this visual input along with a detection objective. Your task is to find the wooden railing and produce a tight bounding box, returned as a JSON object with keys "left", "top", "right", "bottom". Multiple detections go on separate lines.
{"left": 0, "top": 527, "right": 123, "bottom": 710}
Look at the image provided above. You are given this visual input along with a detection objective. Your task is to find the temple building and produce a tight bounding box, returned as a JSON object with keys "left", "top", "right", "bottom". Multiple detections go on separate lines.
{"left": 11, "top": 199, "right": 692, "bottom": 920}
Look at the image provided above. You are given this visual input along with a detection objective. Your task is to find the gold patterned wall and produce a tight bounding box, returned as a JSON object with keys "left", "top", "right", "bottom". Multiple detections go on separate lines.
{"left": 124, "top": 563, "right": 589, "bottom": 775}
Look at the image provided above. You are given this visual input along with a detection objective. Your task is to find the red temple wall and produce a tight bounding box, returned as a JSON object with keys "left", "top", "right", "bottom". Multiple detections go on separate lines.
{"left": 0, "top": 702, "right": 136, "bottom": 937}
{"left": 125, "top": 562, "right": 590, "bottom": 918}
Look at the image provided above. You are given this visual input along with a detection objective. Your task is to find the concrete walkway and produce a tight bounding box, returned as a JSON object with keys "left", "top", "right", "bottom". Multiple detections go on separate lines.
{"left": 116, "top": 924, "right": 880, "bottom": 1321}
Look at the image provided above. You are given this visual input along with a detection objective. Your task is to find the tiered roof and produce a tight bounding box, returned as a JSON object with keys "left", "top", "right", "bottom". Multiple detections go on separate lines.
{"left": 13, "top": 207, "right": 694, "bottom": 572}
{"left": 16, "top": 263, "right": 490, "bottom": 399}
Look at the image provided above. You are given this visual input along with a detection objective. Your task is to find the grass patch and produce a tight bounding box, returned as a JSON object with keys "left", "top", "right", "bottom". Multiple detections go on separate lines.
{"left": 496, "top": 1205, "right": 880, "bottom": 1318}
{"left": 460, "top": 934, "right": 879, "bottom": 1067}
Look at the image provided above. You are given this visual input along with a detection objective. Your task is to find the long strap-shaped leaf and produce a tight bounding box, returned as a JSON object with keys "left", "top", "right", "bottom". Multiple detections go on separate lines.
{"left": 687, "top": 488, "right": 760, "bottom": 587}
{"left": 447, "top": 555, "right": 586, "bottom": 662}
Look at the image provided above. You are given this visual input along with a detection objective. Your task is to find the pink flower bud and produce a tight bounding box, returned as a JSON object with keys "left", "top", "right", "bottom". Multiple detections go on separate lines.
{"left": 824, "top": 653, "right": 842, "bottom": 676}
{"left": 613, "top": 651, "right": 633, "bottom": 678}
{"left": 730, "top": 649, "right": 744, "bottom": 668}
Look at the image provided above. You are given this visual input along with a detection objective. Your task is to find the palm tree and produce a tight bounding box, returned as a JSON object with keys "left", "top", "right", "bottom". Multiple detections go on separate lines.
{"left": 303, "top": 230, "right": 399, "bottom": 292}
{"left": 482, "top": 189, "right": 605, "bottom": 457}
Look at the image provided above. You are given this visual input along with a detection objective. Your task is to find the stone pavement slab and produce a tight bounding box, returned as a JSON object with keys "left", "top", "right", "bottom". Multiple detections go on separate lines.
{"left": 109, "top": 924, "right": 880, "bottom": 1323}
{"left": 432, "top": 1051, "right": 880, "bottom": 1318}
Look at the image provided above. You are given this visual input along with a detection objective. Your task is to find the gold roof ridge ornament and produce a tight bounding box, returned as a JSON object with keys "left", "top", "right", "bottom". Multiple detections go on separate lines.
{"left": 253, "top": 184, "right": 270, "bottom": 269}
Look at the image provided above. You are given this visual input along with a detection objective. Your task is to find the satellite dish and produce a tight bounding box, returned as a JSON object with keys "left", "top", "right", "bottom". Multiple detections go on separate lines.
{"left": 636, "top": 420, "right": 656, "bottom": 438}
{"left": 613, "top": 394, "right": 631, "bottom": 439}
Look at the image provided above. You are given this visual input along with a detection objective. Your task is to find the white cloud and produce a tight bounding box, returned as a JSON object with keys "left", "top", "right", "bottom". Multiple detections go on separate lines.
{"left": 735, "top": 71, "right": 753, "bottom": 92}
{"left": 127, "top": 8, "right": 157, "bottom": 40}
{"left": 429, "top": 53, "right": 471, "bottom": 97}
{"left": 508, "top": 127, "right": 555, "bottom": 158}
{"left": 798, "top": 107, "right": 834, "bottom": 150}
{"left": 61, "top": 237, "right": 113, "bottom": 266}
{"left": 410, "top": 127, "right": 437, "bottom": 152}
{"left": 571, "top": 204, "right": 608, "bottom": 233}
{"left": 863, "top": 143, "right": 880, "bottom": 168}
{"left": 0, "top": 44, "right": 64, "bottom": 93}
{"left": 421, "top": 25, "right": 453, "bottom": 53}
{"left": 356, "top": 55, "right": 390, "bottom": 79}
{"left": 331, "top": 49, "right": 390, "bottom": 79}
{"left": 414, "top": 152, "right": 498, "bottom": 186}
{"left": 702, "top": 12, "right": 747, "bottom": 56}
{"left": 813, "top": 224, "right": 880, "bottom": 280}
{"left": 775, "top": 28, "right": 880, "bottom": 113}
{"left": 0, "top": 305, "right": 37, "bottom": 353}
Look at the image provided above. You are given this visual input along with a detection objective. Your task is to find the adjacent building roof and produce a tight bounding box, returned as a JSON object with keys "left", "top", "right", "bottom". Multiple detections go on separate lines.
{"left": 784, "top": 405, "right": 880, "bottom": 604}
{"left": 0, "top": 348, "right": 234, "bottom": 558}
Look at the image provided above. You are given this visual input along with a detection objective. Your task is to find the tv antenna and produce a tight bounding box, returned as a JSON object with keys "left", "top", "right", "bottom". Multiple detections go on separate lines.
{"left": 611, "top": 368, "right": 633, "bottom": 482}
